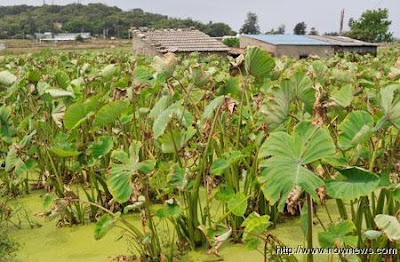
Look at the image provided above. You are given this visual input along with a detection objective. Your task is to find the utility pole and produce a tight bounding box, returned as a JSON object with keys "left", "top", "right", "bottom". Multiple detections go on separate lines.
{"left": 339, "top": 9, "right": 345, "bottom": 36}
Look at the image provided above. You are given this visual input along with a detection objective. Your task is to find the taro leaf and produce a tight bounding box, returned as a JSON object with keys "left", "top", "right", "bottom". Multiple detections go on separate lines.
{"left": 210, "top": 159, "right": 230, "bottom": 176}
{"left": 261, "top": 82, "right": 291, "bottom": 129}
{"left": 93, "top": 100, "right": 129, "bottom": 128}
{"left": 0, "top": 71, "right": 17, "bottom": 87}
{"left": 364, "top": 230, "right": 383, "bottom": 240}
{"left": 94, "top": 215, "right": 115, "bottom": 240}
{"left": 244, "top": 46, "right": 275, "bottom": 81}
{"left": 64, "top": 96, "right": 102, "bottom": 130}
{"left": 258, "top": 121, "right": 335, "bottom": 211}
{"left": 331, "top": 84, "right": 354, "bottom": 107}
{"left": 52, "top": 103, "right": 66, "bottom": 128}
{"left": 5, "top": 146, "right": 18, "bottom": 172}
{"left": 44, "top": 89, "right": 74, "bottom": 98}
{"left": 167, "top": 163, "right": 192, "bottom": 191}
{"left": 215, "top": 186, "right": 235, "bottom": 202}
{"left": 100, "top": 64, "right": 118, "bottom": 81}
{"left": 153, "top": 100, "right": 183, "bottom": 139}
{"left": 241, "top": 212, "right": 271, "bottom": 241}
{"left": 107, "top": 142, "right": 142, "bottom": 203}
{"left": 325, "top": 167, "right": 380, "bottom": 200}
{"left": 137, "top": 160, "right": 156, "bottom": 175}
{"left": 90, "top": 136, "right": 113, "bottom": 159}
{"left": 152, "top": 53, "right": 177, "bottom": 79}
{"left": 201, "top": 96, "right": 224, "bottom": 121}
{"left": 155, "top": 201, "right": 181, "bottom": 219}
{"left": 379, "top": 84, "right": 400, "bottom": 128}
{"left": 55, "top": 71, "right": 70, "bottom": 89}
{"left": 50, "top": 143, "right": 80, "bottom": 158}
{"left": 374, "top": 215, "right": 400, "bottom": 241}
{"left": 160, "top": 126, "right": 196, "bottom": 153}
{"left": 148, "top": 95, "right": 170, "bottom": 119}
{"left": 318, "top": 220, "right": 357, "bottom": 248}
{"left": 338, "top": 111, "right": 374, "bottom": 150}
{"left": 290, "top": 71, "right": 315, "bottom": 113}
{"left": 227, "top": 192, "right": 247, "bottom": 217}
{"left": 191, "top": 67, "right": 215, "bottom": 88}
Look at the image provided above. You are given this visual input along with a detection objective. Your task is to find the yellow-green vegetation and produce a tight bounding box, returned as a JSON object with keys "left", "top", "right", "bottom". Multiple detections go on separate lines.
{"left": 1, "top": 45, "right": 400, "bottom": 261}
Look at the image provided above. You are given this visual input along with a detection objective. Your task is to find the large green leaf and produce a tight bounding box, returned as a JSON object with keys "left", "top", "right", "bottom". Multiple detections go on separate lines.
{"left": 318, "top": 220, "right": 357, "bottom": 248}
{"left": 244, "top": 46, "right": 275, "bottom": 81}
{"left": 258, "top": 121, "right": 335, "bottom": 210}
{"left": 375, "top": 215, "right": 400, "bottom": 241}
{"left": 50, "top": 143, "right": 81, "bottom": 158}
{"left": 227, "top": 192, "right": 247, "bottom": 217}
{"left": 380, "top": 84, "right": 400, "bottom": 128}
{"left": 152, "top": 100, "right": 183, "bottom": 139}
{"left": 0, "top": 71, "right": 17, "bottom": 87}
{"left": 289, "top": 71, "right": 315, "bottom": 113}
{"left": 152, "top": 53, "right": 177, "bottom": 79}
{"left": 90, "top": 136, "right": 113, "bottom": 159}
{"left": 331, "top": 84, "right": 354, "bottom": 107}
{"left": 55, "top": 71, "right": 70, "bottom": 89}
{"left": 44, "top": 89, "right": 74, "bottom": 98}
{"left": 338, "top": 111, "right": 374, "bottom": 150}
{"left": 94, "top": 215, "right": 116, "bottom": 240}
{"left": 148, "top": 95, "right": 170, "bottom": 119}
{"left": 241, "top": 212, "right": 271, "bottom": 241}
{"left": 325, "top": 167, "right": 380, "bottom": 200}
{"left": 201, "top": 96, "right": 224, "bottom": 121}
{"left": 100, "top": 64, "right": 118, "bottom": 81}
{"left": 64, "top": 97, "right": 102, "bottom": 130}
{"left": 93, "top": 100, "right": 129, "bottom": 128}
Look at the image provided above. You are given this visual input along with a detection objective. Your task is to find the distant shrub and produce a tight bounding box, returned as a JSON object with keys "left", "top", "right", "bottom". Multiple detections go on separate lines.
{"left": 75, "top": 34, "right": 84, "bottom": 42}
{"left": 223, "top": 37, "right": 239, "bottom": 48}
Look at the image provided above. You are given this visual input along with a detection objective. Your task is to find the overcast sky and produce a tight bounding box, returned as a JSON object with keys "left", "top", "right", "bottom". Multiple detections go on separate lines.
{"left": 1, "top": 0, "right": 399, "bottom": 37}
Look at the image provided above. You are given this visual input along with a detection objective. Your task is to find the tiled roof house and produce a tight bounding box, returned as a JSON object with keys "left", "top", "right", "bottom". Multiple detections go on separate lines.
{"left": 131, "top": 28, "right": 230, "bottom": 55}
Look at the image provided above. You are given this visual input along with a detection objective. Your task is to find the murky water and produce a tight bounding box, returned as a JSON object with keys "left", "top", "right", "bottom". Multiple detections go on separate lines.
{"left": 4, "top": 191, "right": 343, "bottom": 261}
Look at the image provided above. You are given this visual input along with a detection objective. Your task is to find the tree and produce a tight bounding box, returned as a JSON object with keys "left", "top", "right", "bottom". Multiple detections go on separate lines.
{"left": 265, "top": 24, "right": 285, "bottom": 35}
{"left": 293, "top": 22, "right": 307, "bottom": 35}
{"left": 240, "top": 12, "right": 260, "bottom": 34}
{"left": 347, "top": 8, "right": 393, "bottom": 42}
{"left": 308, "top": 27, "right": 319, "bottom": 35}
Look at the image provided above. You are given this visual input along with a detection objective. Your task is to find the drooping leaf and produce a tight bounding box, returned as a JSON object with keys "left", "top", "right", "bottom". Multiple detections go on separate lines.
{"left": 244, "top": 46, "right": 275, "bottom": 81}
{"left": 241, "top": 212, "right": 271, "bottom": 241}
{"left": 338, "top": 111, "right": 374, "bottom": 150}
{"left": 227, "top": 192, "right": 247, "bottom": 217}
{"left": 152, "top": 53, "right": 177, "bottom": 79}
{"left": 258, "top": 121, "right": 335, "bottom": 210}
{"left": 331, "top": 84, "right": 354, "bottom": 107}
{"left": 50, "top": 143, "right": 81, "bottom": 158}
{"left": 380, "top": 84, "right": 400, "bottom": 128}
{"left": 0, "top": 70, "right": 17, "bottom": 87}
{"left": 152, "top": 100, "right": 183, "bottom": 139}
{"left": 318, "top": 221, "right": 357, "bottom": 248}
{"left": 44, "top": 89, "right": 74, "bottom": 98}
{"left": 94, "top": 215, "right": 115, "bottom": 240}
{"left": 148, "top": 95, "right": 170, "bottom": 119}
{"left": 64, "top": 96, "right": 102, "bottom": 130}
{"left": 375, "top": 215, "right": 400, "bottom": 241}
{"left": 201, "top": 96, "right": 224, "bottom": 121}
{"left": 55, "top": 71, "right": 70, "bottom": 89}
{"left": 93, "top": 100, "right": 129, "bottom": 128}
{"left": 325, "top": 167, "right": 380, "bottom": 200}
{"left": 90, "top": 136, "right": 113, "bottom": 159}
{"left": 100, "top": 64, "right": 118, "bottom": 80}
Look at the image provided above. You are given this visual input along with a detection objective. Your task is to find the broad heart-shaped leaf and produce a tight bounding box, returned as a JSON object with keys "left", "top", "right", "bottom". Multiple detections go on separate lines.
{"left": 241, "top": 212, "right": 271, "bottom": 241}
{"left": 93, "top": 100, "right": 129, "bottom": 128}
{"left": 148, "top": 95, "right": 170, "bottom": 119}
{"left": 55, "top": 71, "right": 70, "bottom": 89}
{"left": 375, "top": 215, "right": 400, "bottom": 241}
{"left": 50, "top": 143, "right": 81, "bottom": 158}
{"left": 318, "top": 220, "right": 357, "bottom": 248}
{"left": 338, "top": 111, "right": 374, "bottom": 150}
{"left": 152, "top": 100, "right": 183, "bottom": 139}
{"left": 152, "top": 53, "right": 177, "bottom": 79}
{"left": 94, "top": 215, "right": 116, "bottom": 240}
{"left": 64, "top": 96, "right": 102, "bottom": 130}
{"left": 258, "top": 121, "right": 335, "bottom": 210}
{"left": 289, "top": 71, "right": 315, "bottom": 113}
{"left": 0, "top": 71, "right": 17, "bottom": 87}
{"left": 90, "top": 136, "right": 113, "bottom": 159}
{"left": 100, "top": 64, "right": 118, "bottom": 81}
{"left": 244, "top": 46, "right": 275, "bottom": 81}
{"left": 159, "top": 126, "right": 196, "bottom": 153}
{"left": 331, "top": 84, "right": 354, "bottom": 108}
{"left": 227, "top": 192, "right": 247, "bottom": 217}
{"left": 43, "top": 89, "right": 74, "bottom": 98}
{"left": 380, "top": 84, "right": 400, "bottom": 128}
{"left": 325, "top": 167, "right": 380, "bottom": 200}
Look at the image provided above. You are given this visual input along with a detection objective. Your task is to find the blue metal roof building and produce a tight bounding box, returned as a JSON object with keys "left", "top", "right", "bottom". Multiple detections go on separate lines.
{"left": 243, "top": 34, "right": 332, "bottom": 46}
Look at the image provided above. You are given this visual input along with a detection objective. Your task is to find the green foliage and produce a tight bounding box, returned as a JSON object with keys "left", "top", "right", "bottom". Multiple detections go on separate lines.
{"left": 240, "top": 12, "right": 260, "bottom": 34}
{"left": 293, "top": 22, "right": 307, "bottom": 35}
{"left": 374, "top": 215, "right": 400, "bottom": 241}
{"left": 338, "top": 111, "right": 374, "bottom": 150}
{"left": 244, "top": 46, "right": 275, "bottom": 81}
{"left": 347, "top": 8, "right": 393, "bottom": 42}
{"left": 222, "top": 37, "right": 240, "bottom": 48}
{"left": 318, "top": 221, "right": 357, "bottom": 248}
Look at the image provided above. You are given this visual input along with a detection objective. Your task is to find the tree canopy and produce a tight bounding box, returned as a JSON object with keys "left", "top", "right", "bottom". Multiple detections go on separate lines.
{"left": 265, "top": 24, "right": 285, "bottom": 35}
{"left": 240, "top": 12, "right": 260, "bottom": 34}
{"left": 347, "top": 8, "right": 393, "bottom": 43}
{"left": 0, "top": 4, "right": 235, "bottom": 39}
{"left": 293, "top": 22, "right": 307, "bottom": 35}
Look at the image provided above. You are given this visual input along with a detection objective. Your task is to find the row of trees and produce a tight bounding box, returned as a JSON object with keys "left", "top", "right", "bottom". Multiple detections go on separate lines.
{"left": 239, "top": 8, "right": 393, "bottom": 42}
{"left": 0, "top": 4, "right": 235, "bottom": 39}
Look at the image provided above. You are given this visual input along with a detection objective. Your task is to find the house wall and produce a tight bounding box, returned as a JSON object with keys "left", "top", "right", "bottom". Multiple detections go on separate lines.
{"left": 240, "top": 37, "right": 277, "bottom": 55}
{"left": 334, "top": 46, "right": 377, "bottom": 56}
{"left": 132, "top": 36, "right": 160, "bottom": 56}
{"left": 276, "top": 45, "right": 334, "bottom": 59}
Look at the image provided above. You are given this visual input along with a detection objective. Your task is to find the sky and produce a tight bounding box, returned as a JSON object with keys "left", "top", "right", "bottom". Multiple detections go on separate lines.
{"left": 0, "top": 0, "right": 399, "bottom": 37}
